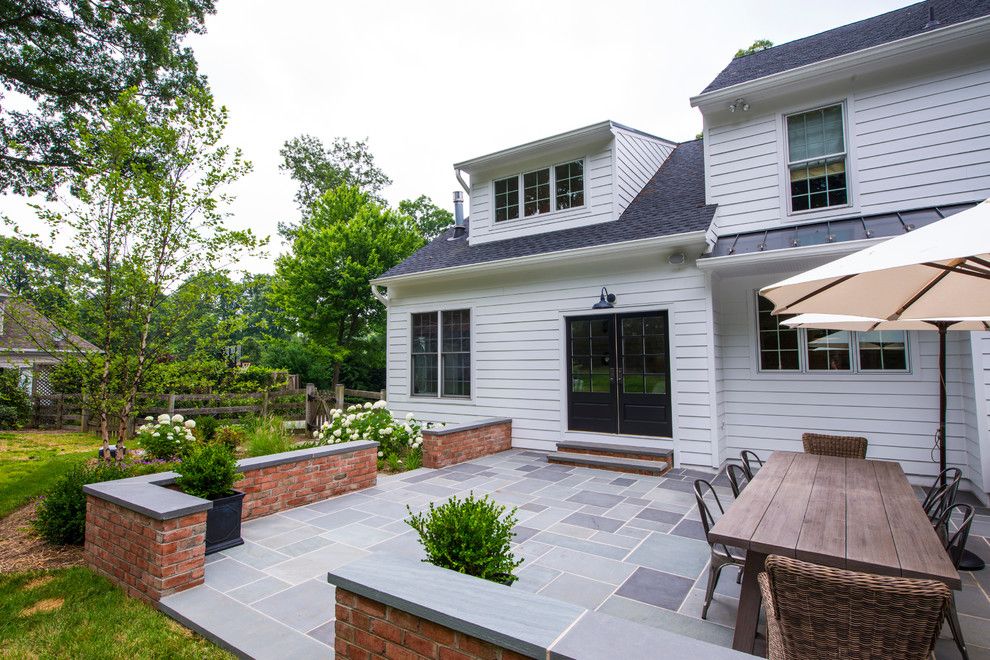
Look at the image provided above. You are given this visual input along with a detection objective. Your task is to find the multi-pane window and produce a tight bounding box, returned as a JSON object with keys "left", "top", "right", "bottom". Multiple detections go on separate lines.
{"left": 757, "top": 295, "right": 800, "bottom": 370}
{"left": 756, "top": 295, "right": 908, "bottom": 372}
{"left": 493, "top": 176, "right": 519, "bottom": 223}
{"left": 555, "top": 161, "right": 584, "bottom": 210}
{"left": 411, "top": 310, "right": 471, "bottom": 397}
{"left": 493, "top": 159, "right": 584, "bottom": 222}
{"left": 786, "top": 104, "right": 848, "bottom": 212}
{"left": 621, "top": 316, "right": 668, "bottom": 395}
{"left": 523, "top": 168, "right": 551, "bottom": 217}
{"left": 569, "top": 318, "right": 611, "bottom": 393}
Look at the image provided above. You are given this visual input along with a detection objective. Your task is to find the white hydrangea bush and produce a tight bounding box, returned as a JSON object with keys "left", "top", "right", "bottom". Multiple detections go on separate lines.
{"left": 136, "top": 413, "right": 197, "bottom": 460}
{"left": 314, "top": 400, "right": 445, "bottom": 466}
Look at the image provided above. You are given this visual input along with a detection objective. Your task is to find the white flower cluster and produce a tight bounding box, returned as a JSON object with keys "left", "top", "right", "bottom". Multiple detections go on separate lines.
{"left": 314, "top": 400, "right": 443, "bottom": 457}
{"left": 136, "top": 413, "right": 197, "bottom": 455}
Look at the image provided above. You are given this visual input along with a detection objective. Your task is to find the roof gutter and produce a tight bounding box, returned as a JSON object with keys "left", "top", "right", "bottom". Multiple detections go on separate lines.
{"left": 372, "top": 230, "right": 708, "bottom": 286}
{"left": 690, "top": 14, "right": 990, "bottom": 108}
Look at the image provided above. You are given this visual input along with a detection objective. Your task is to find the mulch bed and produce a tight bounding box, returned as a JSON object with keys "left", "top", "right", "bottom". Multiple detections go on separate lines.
{"left": 0, "top": 501, "right": 83, "bottom": 573}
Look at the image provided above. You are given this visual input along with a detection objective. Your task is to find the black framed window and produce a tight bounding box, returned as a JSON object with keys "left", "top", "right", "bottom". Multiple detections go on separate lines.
{"left": 786, "top": 104, "right": 848, "bottom": 212}
{"left": 412, "top": 310, "right": 471, "bottom": 397}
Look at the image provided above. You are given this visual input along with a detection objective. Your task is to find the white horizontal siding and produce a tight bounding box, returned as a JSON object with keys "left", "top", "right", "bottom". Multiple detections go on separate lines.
{"left": 384, "top": 255, "right": 717, "bottom": 467}
{"left": 613, "top": 129, "right": 674, "bottom": 214}
{"left": 715, "top": 272, "right": 986, "bottom": 490}
{"left": 704, "top": 55, "right": 990, "bottom": 236}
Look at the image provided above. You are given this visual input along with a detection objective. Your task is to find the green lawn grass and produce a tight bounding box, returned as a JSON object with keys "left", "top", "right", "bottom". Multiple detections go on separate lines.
{"left": 0, "top": 567, "right": 231, "bottom": 659}
{"left": 0, "top": 430, "right": 101, "bottom": 518}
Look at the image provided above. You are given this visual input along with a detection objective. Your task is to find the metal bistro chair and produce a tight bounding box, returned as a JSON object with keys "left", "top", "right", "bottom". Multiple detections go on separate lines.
{"left": 740, "top": 450, "right": 763, "bottom": 480}
{"left": 801, "top": 432, "right": 868, "bottom": 459}
{"left": 694, "top": 478, "right": 746, "bottom": 619}
{"left": 726, "top": 463, "right": 749, "bottom": 498}
{"left": 934, "top": 502, "right": 976, "bottom": 660}
{"left": 922, "top": 467, "right": 962, "bottom": 532}
{"left": 759, "top": 554, "right": 950, "bottom": 660}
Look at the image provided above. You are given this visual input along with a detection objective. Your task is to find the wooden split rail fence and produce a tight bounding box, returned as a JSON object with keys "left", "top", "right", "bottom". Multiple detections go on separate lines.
{"left": 32, "top": 384, "right": 386, "bottom": 436}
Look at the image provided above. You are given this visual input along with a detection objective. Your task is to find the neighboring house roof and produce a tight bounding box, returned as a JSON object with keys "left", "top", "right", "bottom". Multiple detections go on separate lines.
{"left": 0, "top": 294, "right": 99, "bottom": 355}
{"left": 378, "top": 139, "right": 716, "bottom": 280}
{"left": 701, "top": 0, "right": 990, "bottom": 94}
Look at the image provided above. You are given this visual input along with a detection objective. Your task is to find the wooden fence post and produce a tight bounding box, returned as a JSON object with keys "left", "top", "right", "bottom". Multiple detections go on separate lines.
{"left": 379, "top": 389, "right": 386, "bottom": 401}
{"left": 80, "top": 407, "right": 88, "bottom": 433}
{"left": 335, "top": 384, "right": 345, "bottom": 410}
{"left": 56, "top": 394, "right": 64, "bottom": 429}
{"left": 167, "top": 394, "right": 176, "bottom": 416}
{"left": 305, "top": 383, "right": 316, "bottom": 431}
{"left": 261, "top": 390, "right": 269, "bottom": 417}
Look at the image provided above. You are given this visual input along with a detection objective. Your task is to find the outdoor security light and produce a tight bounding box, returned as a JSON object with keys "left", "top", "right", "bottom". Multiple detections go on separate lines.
{"left": 592, "top": 287, "right": 616, "bottom": 309}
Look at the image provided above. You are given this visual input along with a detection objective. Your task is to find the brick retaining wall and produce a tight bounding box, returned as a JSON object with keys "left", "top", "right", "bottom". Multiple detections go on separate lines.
{"left": 83, "top": 441, "right": 378, "bottom": 603}
{"left": 335, "top": 589, "right": 529, "bottom": 660}
{"left": 422, "top": 418, "right": 512, "bottom": 469}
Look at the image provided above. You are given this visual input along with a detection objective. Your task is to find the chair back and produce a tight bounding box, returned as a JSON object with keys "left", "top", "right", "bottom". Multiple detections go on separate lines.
{"left": 921, "top": 467, "right": 961, "bottom": 522}
{"left": 761, "top": 554, "right": 950, "bottom": 660}
{"left": 740, "top": 450, "right": 763, "bottom": 479}
{"left": 801, "top": 432, "right": 868, "bottom": 459}
{"left": 694, "top": 478, "right": 725, "bottom": 539}
{"left": 933, "top": 503, "right": 974, "bottom": 568}
{"left": 726, "top": 464, "right": 749, "bottom": 498}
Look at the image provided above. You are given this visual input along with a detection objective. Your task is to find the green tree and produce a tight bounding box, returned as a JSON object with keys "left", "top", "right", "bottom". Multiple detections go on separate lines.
{"left": 735, "top": 39, "right": 774, "bottom": 58}
{"left": 0, "top": 0, "right": 216, "bottom": 196}
{"left": 279, "top": 135, "right": 392, "bottom": 216}
{"left": 398, "top": 195, "right": 454, "bottom": 241}
{"left": 0, "top": 235, "right": 83, "bottom": 321}
{"left": 270, "top": 186, "right": 422, "bottom": 387}
{"left": 27, "top": 86, "right": 258, "bottom": 454}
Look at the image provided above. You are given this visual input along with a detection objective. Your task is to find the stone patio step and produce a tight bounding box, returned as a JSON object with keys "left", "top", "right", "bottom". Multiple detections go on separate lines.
{"left": 547, "top": 450, "right": 671, "bottom": 476}
{"left": 555, "top": 440, "right": 673, "bottom": 463}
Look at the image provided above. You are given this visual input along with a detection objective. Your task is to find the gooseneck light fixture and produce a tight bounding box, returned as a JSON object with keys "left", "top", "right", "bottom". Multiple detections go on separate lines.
{"left": 592, "top": 287, "right": 616, "bottom": 310}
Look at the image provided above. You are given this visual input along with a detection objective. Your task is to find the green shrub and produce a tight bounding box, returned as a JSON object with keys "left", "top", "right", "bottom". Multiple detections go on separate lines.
{"left": 0, "top": 370, "right": 31, "bottom": 429}
{"left": 243, "top": 415, "right": 293, "bottom": 457}
{"left": 213, "top": 425, "right": 247, "bottom": 451}
{"left": 174, "top": 442, "right": 241, "bottom": 500}
{"left": 194, "top": 416, "right": 220, "bottom": 441}
{"left": 316, "top": 402, "right": 440, "bottom": 471}
{"left": 33, "top": 462, "right": 131, "bottom": 545}
{"left": 136, "top": 414, "right": 196, "bottom": 460}
{"left": 406, "top": 493, "right": 522, "bottom": 585}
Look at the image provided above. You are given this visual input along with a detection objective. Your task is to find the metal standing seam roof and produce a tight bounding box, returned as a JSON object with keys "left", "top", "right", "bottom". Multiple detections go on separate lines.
{"left": 378, "top": 139, "right": 716, "bottom": 280}
{"left": 701, "top": 0, "right": 990, "bottom": 95}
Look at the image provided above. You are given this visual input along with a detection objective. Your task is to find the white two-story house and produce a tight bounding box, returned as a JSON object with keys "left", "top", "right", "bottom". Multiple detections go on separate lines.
{"left": 373, "top": 0, "right": 990, "bottom": 500}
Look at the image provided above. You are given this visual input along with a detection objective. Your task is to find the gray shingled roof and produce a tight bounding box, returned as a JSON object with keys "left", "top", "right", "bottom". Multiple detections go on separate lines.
{"left": 378, "top": 139, "right": 715, "bottom": 280}
{"left": 702, "top": 0, "right": 990, "bottom": 94}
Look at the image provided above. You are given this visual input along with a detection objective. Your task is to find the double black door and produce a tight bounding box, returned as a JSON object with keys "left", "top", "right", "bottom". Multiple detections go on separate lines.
{"left": 566, "top": 311, "right": 672, "bottom": 437}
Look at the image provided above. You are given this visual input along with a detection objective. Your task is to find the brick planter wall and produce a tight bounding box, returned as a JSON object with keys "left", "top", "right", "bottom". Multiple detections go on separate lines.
{"left": 422, "top": 418, "right": 512, "bottom": 469}
{"left": 83, "top": 441, "right": 378, "bottom": 603}
{"left": 335, "top": 589, "right": 529, "bottom": 660}
{"left": 85, "top": 497, "right": 206, "bottom": 604}
{"left": 238, "top": 444, "right": 378, "bottom": 520}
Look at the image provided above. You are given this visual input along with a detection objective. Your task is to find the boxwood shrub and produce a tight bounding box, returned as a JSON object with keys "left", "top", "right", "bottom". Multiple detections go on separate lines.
{"left": 33, "top": 462, "right": 131, "bottom": 545}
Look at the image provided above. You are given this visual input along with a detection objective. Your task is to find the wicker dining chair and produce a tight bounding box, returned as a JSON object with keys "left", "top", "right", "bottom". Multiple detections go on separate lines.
{"left": 759, "top": 554, "right": 951, "bottom": 660}
{"left": 694, "top": 478, "right": 746, "bottom": 619}
{"left": 801, "top": 432, "right": 868, "bottom": 459}
{"left": 740, "top": 450, "right": 763, "bottom": 480}
{"left": 726, "top": 464, "right": 749, "bottom": 498}
{"left": 934, "top": 502, "right": 975, "bottom": 660}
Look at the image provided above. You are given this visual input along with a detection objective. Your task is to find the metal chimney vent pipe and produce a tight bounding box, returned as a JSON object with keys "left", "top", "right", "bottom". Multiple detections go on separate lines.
{"left": 450, "top": 191, "right": 466, "bottom": 239}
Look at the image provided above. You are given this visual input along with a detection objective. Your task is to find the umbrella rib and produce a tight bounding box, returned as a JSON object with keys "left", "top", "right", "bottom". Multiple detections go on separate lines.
{"left": 922, "top": 261, "right": 990, "bottom": 281}
{"left": 775, "top": 274, "right": 856, "bottom": 314}
{"left": 892, "top": 264, "right": 955, "bottom": 320}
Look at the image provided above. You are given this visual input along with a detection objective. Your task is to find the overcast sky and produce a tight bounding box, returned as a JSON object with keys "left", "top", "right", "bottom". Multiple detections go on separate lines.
{"left": 1, "top": 0, "right": 911, "bottom": 273}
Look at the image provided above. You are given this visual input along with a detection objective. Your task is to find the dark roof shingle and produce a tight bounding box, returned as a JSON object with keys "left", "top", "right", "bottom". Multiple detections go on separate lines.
{"left": 701, "top": 0, "right": 990, "bottom": 94}
{"left": 378, "top": 140, "right": 715, "bottom": 280}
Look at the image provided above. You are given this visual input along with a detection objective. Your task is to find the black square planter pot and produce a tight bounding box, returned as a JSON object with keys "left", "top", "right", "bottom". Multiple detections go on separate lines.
{"left": 205, "top": 490, "right": 245, "bottom": 555}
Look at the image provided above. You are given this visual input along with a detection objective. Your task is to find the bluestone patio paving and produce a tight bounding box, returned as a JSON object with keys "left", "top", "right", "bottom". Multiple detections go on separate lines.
{"left": 160, "top": 449, "right": 990, "bottom": 659}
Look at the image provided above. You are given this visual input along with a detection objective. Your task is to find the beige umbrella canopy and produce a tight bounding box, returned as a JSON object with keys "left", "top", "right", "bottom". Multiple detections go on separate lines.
{"left": 760, "top": 199, "right": 990, "bottom": 319}
{"left": 782, "top": 314, "right": 990, "bottom": 332}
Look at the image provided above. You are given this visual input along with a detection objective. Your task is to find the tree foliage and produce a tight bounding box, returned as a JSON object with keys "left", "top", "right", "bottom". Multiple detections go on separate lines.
{"left": 0, "top": 0, "right": 216, "bottom": 196}
{"left": 279, "top": 134, "right": 392, "bottom": 217}
{"left": 398, "top": 194, "right": 453, "bottom": 241}
{"left": 270, "top": 186, "right": 422, "bottom": 386}
{"left": 0, "top": 235, "right": 82, "bottom": 321}
{"left": 735, "top": 39, "right": 774, "bottom": 58}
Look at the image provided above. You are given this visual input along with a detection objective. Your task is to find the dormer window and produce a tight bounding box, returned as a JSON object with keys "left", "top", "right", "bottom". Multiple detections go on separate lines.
{"left": 786, "top": 104, "right": 847, "bottom": 212}
{"left": 493, "top": 159, "right": 585, "bottom": 222}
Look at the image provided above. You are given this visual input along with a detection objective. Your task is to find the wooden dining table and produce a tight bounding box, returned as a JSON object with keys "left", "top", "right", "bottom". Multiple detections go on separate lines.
{"left": 708, "top": 450, "right": 961, "bottom": 654}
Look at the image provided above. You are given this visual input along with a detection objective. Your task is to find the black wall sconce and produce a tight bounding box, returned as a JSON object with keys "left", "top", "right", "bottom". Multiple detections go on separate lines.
{"left": 592, "top": 287, "right": 616, "bottom": 309}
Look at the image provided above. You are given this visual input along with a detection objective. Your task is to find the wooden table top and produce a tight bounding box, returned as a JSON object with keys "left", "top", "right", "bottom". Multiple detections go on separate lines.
{"left": 709, "top": 451, "right": 961, "bottom": 590}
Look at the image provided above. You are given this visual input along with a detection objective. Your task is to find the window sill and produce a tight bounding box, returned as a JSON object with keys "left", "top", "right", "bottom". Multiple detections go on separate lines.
{"left": 491, "top": 205, "right": 589, "bottom": 230}
{"left": 784, "top": 202, "right": 854, "bottom": 220}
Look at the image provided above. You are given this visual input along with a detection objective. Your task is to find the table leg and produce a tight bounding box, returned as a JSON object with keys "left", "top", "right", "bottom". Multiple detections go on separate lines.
{"left": 732, "top": 550, "right": 767, "bottom": 654}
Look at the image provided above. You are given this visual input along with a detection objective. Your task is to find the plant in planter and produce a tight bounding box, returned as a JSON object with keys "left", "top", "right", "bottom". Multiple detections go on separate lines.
{"left": 175, "top": 442, "right": 244, "bottom": 554}
{"left": 406, "top": 493, "right": 522, "bottom": 585}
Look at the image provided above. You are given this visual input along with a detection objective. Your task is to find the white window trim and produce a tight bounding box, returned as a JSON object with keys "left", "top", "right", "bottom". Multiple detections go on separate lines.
{"left": 777, "top": 98, "right": 858, "bottom": 220}
{"left": 753, "top": 294, "right": 910, "bottom": 375}
{"left": 409, "top": 308, "right": 473, "bottom": 400}
{"left": 492, "top": 157, "right": 587, "bottom": 224}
